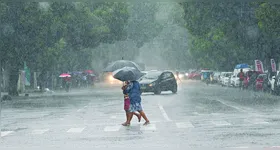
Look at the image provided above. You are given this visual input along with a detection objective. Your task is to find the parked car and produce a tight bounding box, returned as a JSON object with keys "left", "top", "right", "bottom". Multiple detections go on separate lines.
{"left": 188, "top": 71, "right": 201, "bottom": 80}
{"left": 243, "top": 71, "right": 262, "bottom": 90}
{"left": 138, "top": 70, "right": 177, "bottom": 94}
{"left": 212, "top": 72, "right": 221, "bottom": 83}
{"left": 219, "top": 72, "right": 232, "bottom": 86}
{"left": 255, "top": 73, "right": 269, "bottom": 91}
{"left": 230, "top": 74, "right": 239, "bottom": 87}
{"left": 221, "top": 72, "right": 233, "bottom": 87}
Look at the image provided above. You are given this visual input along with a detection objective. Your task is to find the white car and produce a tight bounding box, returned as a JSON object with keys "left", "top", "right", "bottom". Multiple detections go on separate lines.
{"left": 230, "top": 74, "right": 240, "bottom": 87}
{"left": 221, "top": 72, "right": 233, "bottom": 87}
{"left": 219, "top": 72, "right": 227, "bottom": 85}
{"left": 219, "top": 72, "right": 230, "bottom": 85}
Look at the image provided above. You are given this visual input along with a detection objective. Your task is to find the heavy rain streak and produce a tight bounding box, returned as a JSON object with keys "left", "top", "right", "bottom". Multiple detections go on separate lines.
{"left": 1, "top": 1, "right": 280, "bottom": 149}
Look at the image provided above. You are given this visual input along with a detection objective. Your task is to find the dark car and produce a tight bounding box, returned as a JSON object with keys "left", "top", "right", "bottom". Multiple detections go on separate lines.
{"left": 138, "top": 71, "right": 178, "bottom": 94}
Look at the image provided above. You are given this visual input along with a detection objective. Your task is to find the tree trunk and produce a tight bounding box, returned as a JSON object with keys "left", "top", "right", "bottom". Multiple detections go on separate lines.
{"left": 8, "top": 65, "right": 19, "bottom": 96}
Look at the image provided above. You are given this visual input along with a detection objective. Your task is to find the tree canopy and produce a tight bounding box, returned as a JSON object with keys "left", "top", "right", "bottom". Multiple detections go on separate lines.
{"left": 180, "top": 2, "right": 280, "bottom": 71}
{"left": 0, "top": 2, "right": 129, "bottom": 95}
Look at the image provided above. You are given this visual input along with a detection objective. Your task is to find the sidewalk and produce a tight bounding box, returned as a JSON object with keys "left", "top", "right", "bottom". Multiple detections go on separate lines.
{"left": 1, "top": 82, "right": 120, "bottom": 101}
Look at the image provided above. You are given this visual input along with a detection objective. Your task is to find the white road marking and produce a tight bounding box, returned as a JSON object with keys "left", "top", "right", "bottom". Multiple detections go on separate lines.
{"left": 77, "top": 109, "right": 82, "bottom": 112}
{"left": 158, "top": 104, "right": 172, "bottom": 122}
{"left": 211, "top": 113, "right": 224, "bottom": 116}
{"left": 248, "top": 119, "right": 269, "bottom": 125}
{"left": 84, "top": 106, "right": 88, "bottom": 108}
{"left": 176, "top": 122, "right": 194, "bottom": 128}
{"left": 1, "top": 131, "right": 14, "bottom": 137}
{"left": 229, "top": 146, "right": 249, "bottom": 149}
{"left": 59, "top": 118, "right": 64, "bottom": 120}
{"left": 32, "top": 129, "right": 49, "bottom": 135}
{"left": 212, "top": 98, "right": 246, "bottom": 113}
{"left": 104, "top": 126, "right": 121, "bottom": 132}
{"left": 67, "top": 127, "right": 85, "bottom": 133}
{"left": 110, "top": 116, "right": 117, "bottom": 119}
{"left": 140, "top": 124, "right": 157, "bottom": 131}
{"left": 211, "top": 120, "right": 231, "bottom": 126}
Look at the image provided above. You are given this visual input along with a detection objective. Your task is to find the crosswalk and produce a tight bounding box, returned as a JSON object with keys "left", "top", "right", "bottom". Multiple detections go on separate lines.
{"left": 1, "top": 116, "right": 278, "bottom": 138}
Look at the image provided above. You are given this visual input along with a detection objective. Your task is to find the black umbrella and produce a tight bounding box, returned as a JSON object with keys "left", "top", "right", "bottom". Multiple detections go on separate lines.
{"left": 104, "top": 60, "right": 142, "bottom": 72}
{"left": 113, "top": 67, "right": 145, "bottom": 82}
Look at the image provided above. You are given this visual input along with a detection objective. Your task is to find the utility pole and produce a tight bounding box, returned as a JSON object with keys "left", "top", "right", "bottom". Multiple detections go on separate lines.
{"left": 0, "top": 60, "right": 2, "bottom": 138}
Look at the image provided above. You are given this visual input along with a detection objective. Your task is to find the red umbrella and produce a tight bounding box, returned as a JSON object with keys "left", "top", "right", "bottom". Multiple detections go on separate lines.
{"left": 59, "top": 73, "right": 71, "bottom": 77}
{"left": 84, "top": 70, "right": 93, "bottom": 74}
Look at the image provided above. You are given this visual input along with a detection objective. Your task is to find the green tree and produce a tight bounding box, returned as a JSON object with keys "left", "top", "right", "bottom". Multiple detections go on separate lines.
{"left": 0, "top": 2, "right": 130, "bottom": 95}
{"left": 179, "top": 2, "right": 273, "bottom": 71}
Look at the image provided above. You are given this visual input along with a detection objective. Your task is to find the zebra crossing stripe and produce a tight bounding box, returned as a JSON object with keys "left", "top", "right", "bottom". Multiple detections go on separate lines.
{"left": 1, "top": 131, "right": 14, "bottom": 137}
{"left": 104, "top": 126, "right": 121, "bottom": 132}
{"left": 176, "top": 122, "right": 194, "bottom": 128}
{"left": 140, "top": 124, "right": 156, "bottom": 131}
{"left": 67, "top": 127, "right": 85, "bottom": 133}
{"left": 211, "top": 120, "right": 231, "bottom": 126}
{"left": 32, "top": 129, "right": 49, "bottom": 135}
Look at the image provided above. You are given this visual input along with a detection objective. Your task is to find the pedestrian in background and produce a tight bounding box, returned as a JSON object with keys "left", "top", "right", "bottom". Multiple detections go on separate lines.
{"left": 237, "top": 69, "right": 245, "bottom": 90}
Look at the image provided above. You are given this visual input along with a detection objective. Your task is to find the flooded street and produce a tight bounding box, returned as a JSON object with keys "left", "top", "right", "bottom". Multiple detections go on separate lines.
{"left": 1, "top": 81, "right": 280, "bottom": 149}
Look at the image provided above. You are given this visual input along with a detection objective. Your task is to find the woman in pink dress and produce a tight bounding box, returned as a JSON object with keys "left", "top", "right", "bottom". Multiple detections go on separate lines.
{"left": 122, "top": 81, "right": 141, "bottom": 125}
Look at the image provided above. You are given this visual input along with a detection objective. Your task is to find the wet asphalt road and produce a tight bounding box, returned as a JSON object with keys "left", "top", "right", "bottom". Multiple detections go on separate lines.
{"left": 1, "top": 81, "right": 280, "bottom": 149}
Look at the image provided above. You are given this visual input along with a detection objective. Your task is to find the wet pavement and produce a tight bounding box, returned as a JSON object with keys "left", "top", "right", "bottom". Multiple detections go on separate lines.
{"left": 1, "top": 80, "right": 280, "bottom": 149}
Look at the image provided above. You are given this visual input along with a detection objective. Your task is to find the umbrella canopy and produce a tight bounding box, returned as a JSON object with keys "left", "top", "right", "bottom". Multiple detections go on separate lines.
{"left": 113, "top": 67, "right": 144, "bottom": 82}
{"left": 84, "top": 70, "right": 94, "bottom": 74}
{"left": 235, "top": 64, "right": 249, "bottom": 69}
{"left": 104, "top": 60, "right": 141, "bottom": 72}
{"left": 59, "top": 73, "right": 71, "bottom": 77}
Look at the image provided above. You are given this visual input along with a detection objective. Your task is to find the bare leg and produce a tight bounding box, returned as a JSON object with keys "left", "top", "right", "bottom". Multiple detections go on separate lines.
{"left": 127, "top": 112, "right": 133, "bottom": 123}
{"left": 122, "top": 112, "right": 133, "bottom": 126}
{"left": 138, "top": 110, "right": 150, "bottom": 125}
{"left": 133, "top": 112, "right": 141, "bottom": 122}
{"left": 122, "top": 111, "right": 129, "bottom": 124}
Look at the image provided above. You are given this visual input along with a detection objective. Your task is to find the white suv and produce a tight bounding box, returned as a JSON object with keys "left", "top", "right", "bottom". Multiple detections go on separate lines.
{"left": 230, "top": 74, "right": 240, "bottom": 87}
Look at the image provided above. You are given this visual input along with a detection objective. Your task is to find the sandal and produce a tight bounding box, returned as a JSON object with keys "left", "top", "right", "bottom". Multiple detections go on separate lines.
{"left": 122, "top": 122, "right": 130, "bottom": 126}
{"left": 143, "top": 121, "right": 150, "bottom": 126}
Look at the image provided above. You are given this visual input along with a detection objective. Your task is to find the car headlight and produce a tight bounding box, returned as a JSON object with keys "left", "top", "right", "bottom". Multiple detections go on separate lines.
{"left": 179, "top": 74, "right": 184, "bottom": 78}
{"left": 149, "top": 82, "right": 156, "bottom": 87}
{"left": 185, "top": 73, "right": 189, "bottom": 76}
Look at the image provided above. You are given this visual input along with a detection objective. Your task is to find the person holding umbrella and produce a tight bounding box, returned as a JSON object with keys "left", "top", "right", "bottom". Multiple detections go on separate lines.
{"left": 122, "top": 81, "right": 141, "bottom": 125}
{"left": 113, "top": 67, "right": 150, "bottom": 126}
{"left": 122, "top": 80, "right": 150, "bottom": 126}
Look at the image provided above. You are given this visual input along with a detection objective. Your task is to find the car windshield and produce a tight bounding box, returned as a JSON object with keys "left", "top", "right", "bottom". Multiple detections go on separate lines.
{"left": 225, "top": 73, "right": 232, "bottom": 77}
{"left": 143, "top": 72, "right": 162, "bottom": 79}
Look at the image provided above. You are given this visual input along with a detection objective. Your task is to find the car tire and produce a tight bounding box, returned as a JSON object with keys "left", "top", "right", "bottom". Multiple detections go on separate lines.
{"left": 172, "top": 85, "right": 177, "bottom": 94}
{"left": 154, "top": 86, "right": 161, "bottom": 95}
